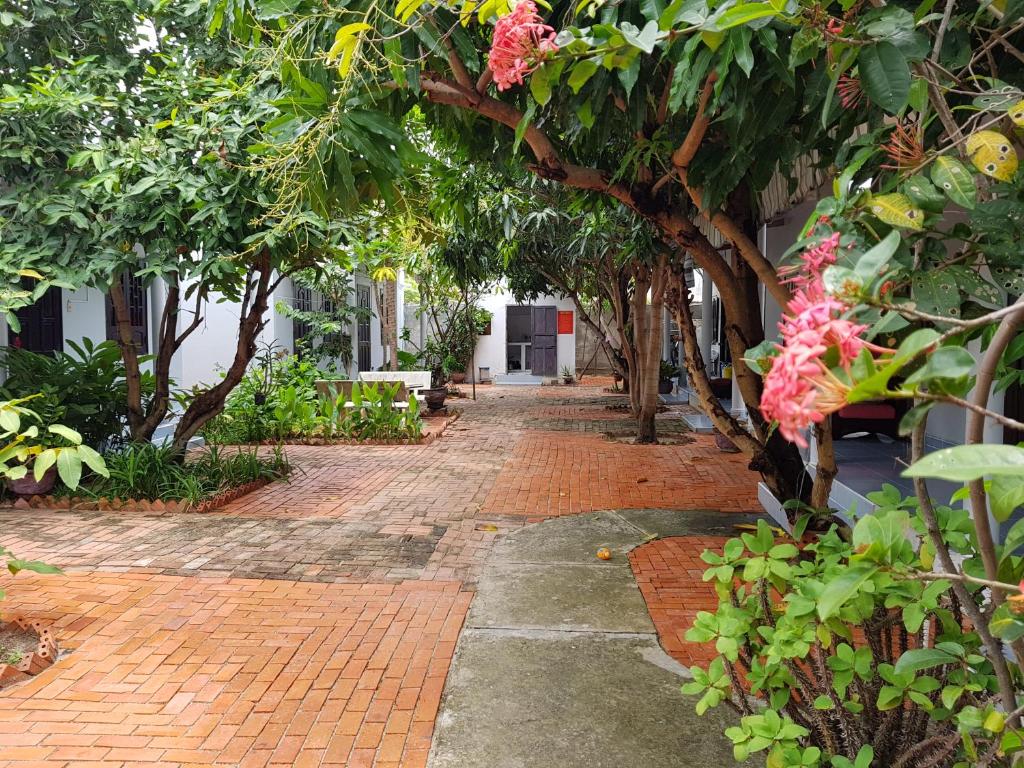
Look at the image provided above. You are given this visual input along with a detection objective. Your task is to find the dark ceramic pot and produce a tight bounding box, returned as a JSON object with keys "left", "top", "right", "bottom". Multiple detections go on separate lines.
{"left": 658, "top": 379, "right": 674, "bottom": 395}
{"left": 7, "top": 466, "right": 57, "bottom": 497}
{"left": 423, "top": 388, "right": 448, "bottom": 412}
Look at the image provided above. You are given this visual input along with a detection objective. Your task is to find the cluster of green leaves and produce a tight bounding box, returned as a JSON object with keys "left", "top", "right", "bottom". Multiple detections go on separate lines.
{"left": 83, "top": 443, "right": 290, "bottom": 506}
{"left": 685, "top": 509, "right": 1022, "bottom": 766}
{"left": 0, "top": 396, "right": 108, "bottom": 492}
{"left": 270, "top": 381, "right": 424, "bottom": 442}
{"left": 0, "top": 339, "right": 155, "bottom": 449}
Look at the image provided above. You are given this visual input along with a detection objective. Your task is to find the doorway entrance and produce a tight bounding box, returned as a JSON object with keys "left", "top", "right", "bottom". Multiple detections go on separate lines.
{"left": 506, "top": 305, "right": 557, "bottom": 377}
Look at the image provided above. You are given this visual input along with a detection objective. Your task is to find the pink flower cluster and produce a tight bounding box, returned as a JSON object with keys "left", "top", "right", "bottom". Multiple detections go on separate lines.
{"left": 761, "top": 229, "right": 868, "bottom": 448}
{"left": 488, "top": 1, "right": 558, "bottom": 91}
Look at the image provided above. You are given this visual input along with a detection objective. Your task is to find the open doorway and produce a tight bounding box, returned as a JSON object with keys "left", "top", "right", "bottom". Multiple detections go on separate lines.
{"left": 506, "top": 305, "right": 557, "bottom": 377}
{"left": 506, "top": 306, "right": 532, "bottom": 373}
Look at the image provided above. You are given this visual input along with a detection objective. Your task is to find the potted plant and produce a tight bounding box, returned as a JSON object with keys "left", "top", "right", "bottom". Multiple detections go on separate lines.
{"left": 658, "top": 361, "right": 678, "bottom": 395}
{"left": 0, "top": 396, "right": 108, "bottom": 496}
{"left": 450, "top": 360, "right": 467, "bottom": 384}
{"left": 561, "top": 366, "right": 574, "bottom": 385}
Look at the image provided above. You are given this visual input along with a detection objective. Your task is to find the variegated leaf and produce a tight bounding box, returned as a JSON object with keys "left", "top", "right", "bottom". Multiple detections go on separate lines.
{"left": 966, "top": 130, "right": 1018, "bottom": 182}
{"left": 869, "top": 193, "right": 924, "bottom": 230}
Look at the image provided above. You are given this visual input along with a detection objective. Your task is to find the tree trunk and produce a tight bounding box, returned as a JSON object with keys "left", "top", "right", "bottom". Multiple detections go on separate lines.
{"left": 631, "top": 255, "right": 668, "bottom": 444}
{"left": 109, "top": 274, "right": 205, "bottom": 445}
{"left": 170, "top": 256, "right": 275, "bottom": 452}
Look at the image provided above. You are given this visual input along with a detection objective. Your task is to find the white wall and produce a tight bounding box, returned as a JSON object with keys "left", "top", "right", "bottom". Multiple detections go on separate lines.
{"left": 473, "top": 286, "right": 576, "bottom": 381}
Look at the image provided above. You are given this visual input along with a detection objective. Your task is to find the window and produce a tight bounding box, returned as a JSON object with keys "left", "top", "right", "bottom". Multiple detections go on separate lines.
{"left": 292, "top": 285, "right": 314, "bottom": 351}
{"left": 11, "top": 283, "right": 63, "bottom": 354}
{"left": 357, "top": 284, "right": 371, "bottom": 372}
{"left": 105, "top": 273, "right": 149, "bottom": 353}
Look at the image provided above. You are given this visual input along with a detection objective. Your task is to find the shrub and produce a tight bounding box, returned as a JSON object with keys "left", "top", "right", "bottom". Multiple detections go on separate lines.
{"left": 84, "top": 443, "right": 289, "bottom": 505}
{"left": 0, "top": 339, "right": 154, "bottom": 448}
{"left": 0, "top": 395, "right": 108, "bottom": 491}
{"left": 685, "top": 493, "right": 1024, "bottom": 767}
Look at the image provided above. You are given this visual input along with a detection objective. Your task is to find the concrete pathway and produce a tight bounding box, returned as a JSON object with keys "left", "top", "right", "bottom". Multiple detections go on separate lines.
{"left": 429, "top": 510, "right": 760, "bottom": 768}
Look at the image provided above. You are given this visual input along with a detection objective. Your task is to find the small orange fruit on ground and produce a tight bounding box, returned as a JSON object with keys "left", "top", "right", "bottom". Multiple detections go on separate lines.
{"left": 596, "top": 548, "right": 612, "bottom": 561}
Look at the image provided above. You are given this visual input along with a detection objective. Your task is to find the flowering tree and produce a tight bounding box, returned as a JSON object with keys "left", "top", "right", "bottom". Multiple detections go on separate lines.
{"left": 674, "top": 2, "right": 1024, "bottom": 766}
{"left": 208, "top": 0, "right": 871, "bottom": 502}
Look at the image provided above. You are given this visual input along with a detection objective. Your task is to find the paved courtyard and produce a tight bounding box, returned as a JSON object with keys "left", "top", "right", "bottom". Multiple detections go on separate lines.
{"left": 0, "top": 383, "right": 760, "bottom": 767}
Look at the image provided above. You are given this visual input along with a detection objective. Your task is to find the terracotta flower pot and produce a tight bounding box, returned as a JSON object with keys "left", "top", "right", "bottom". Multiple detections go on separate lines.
{"left": 7, "top": 466, "right": 57, "bottom": 497}
{"left": 451, "top": 372, "right": 466, "bottom": 384}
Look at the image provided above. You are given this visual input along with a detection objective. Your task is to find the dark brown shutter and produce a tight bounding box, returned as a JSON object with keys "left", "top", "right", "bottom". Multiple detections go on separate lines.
{"left": 12, "top": 282, "right": 64, "bottom": 354}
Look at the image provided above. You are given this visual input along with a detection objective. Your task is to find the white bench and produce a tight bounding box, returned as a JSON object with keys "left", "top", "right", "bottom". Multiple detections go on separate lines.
{"left": 359, "top": 370, "right": 432, "bottom": 398}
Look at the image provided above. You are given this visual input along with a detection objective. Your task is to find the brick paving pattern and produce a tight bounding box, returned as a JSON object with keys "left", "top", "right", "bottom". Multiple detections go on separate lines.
{"left": 628, "top": 536, "right": 731, "bottom": 668}
{"left": 0, "top": 384, "right": 758, "bottom": 767}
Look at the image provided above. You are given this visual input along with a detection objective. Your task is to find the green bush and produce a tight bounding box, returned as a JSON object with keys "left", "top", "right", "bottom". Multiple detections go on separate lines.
{"left": 0, "top": 339, "right": 155, "bottom": 448}
{"left": 684, "top": 492, "right": 1024, "bottom": 767}
{"left": 269, "top": 381, "right": 424, "bottom": 442}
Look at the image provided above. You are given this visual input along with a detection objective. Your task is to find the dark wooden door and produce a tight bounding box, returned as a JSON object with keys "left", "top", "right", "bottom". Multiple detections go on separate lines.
{"left": 531, "top": 306, "right": 557, "bottom": 377}
{"left": 12, "top": 284, "right": 63, "bottom": 353}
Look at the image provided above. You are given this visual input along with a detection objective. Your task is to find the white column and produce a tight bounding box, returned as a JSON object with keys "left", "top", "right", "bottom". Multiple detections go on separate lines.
{"left": 699, "top": 269, "right": 714, "bottom": 375}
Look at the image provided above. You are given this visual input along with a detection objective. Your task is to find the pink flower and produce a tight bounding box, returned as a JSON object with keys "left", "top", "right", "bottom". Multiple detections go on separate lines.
{"left": 488, "top": 1, "right": 559, "bottom": 91}
{"left": 761, "top": 230, "right": 867, "bottom": 446}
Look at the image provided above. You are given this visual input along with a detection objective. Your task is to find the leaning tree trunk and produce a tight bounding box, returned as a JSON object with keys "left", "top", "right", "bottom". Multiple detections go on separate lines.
{"left": 171, "top": 256, "right": 276, "bottom": 452}
{"left": 109, "top": 272, "right": 204, "bottom": 445}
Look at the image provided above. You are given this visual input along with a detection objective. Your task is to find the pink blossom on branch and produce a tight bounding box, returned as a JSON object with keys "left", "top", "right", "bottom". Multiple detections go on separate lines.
{"left": 488, "top": 1, "right": 559, "bottom": 91}
{"left": 760, "top": 229, "right": 868, "bottom": 447}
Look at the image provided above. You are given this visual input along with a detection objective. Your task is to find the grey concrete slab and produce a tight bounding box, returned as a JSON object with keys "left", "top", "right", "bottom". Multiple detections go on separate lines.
{"left": 490, "top": 510, "right": 646, "bottom": 564}
{"left": 430, "top": 629, "right": 742, "bottom": 768}
{"left": 468, "top": 561, "right": 654, "bottom": 633}
{"left": 615, "top": 509, "right": 765, "bottom": 539}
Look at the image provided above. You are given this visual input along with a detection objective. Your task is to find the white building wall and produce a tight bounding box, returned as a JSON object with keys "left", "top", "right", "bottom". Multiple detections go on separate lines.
{"left": 473, "top": 286, "right": 576, "bottom": 381}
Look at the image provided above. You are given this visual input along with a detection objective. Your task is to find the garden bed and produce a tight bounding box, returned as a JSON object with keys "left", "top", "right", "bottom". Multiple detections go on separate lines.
{"left": 238, "top": 410, "right": 459, "bottom": 447}
{"left": 0, "top": 617, "right": 58, "bottom": 690}
{"left": 0, "top": 475, "right": 281, "bottom": 514}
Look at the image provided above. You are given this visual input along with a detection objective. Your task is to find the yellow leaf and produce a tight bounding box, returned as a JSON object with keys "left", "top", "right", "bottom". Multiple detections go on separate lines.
{"left": 460, "top": 0, "right": 477, "bottom": 26}
{"left": 396, "top": 0, "right": 426, "bottom": 23}
{"left": 17, "top": 269, "right": 44, "bottom": 280}
{"left": 700, "top": 30, "right": 725, "bottom": 51}
{"left": 1009, "top": 100, "right": 1024, "bottom": 127}
{"left": 869, "top": 193, "right": 924, "bottom": 230}
{"left": 966, "top": 129, "right": 1018, "bottom": 182}
{"left": 327, "top": 21, "right": 373, "bottom": 66}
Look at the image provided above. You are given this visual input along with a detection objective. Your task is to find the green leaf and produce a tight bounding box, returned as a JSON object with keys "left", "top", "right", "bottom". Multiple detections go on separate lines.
{"left": 818, "top": 564, "right": 878, "bottom": 620}
{"left": 708, "top": 2, "right": 781, "bottom": 31}
{"left": 567, "top": 59, "right": 599, "bottom": 93}
{"left": 991, "top": 474, "right": 1024, "bottom": 522}
{"left": 513, "top": 101, "right": 536, "bottom": 154}
{"left": 904, "top": 346, "right": 974, "bottom": 386}
{"left": 859, "top": 41, "right": 911, "bottom": 113}
{"left": 903, "top": 444, "right": 1024, "bottom": 482}
{"left": 931, "top": 156, "right": 976, "bottom": 210}
{"left": 530, "top": 64, "right": 553, "bottom": 105}
{"left": 55, "top": 449, "right": 82, "bottom": 490}
{"left": 853, "top": 230, "right": 899, "bottom": 282}
{"left": 912, "top": 272, "right": 960, "bottom": 320}
{"left": 893, "top": 647, "right": 958, "bottom": 675}
{"left": 47, "top": 424, "right": 82, "bottom": 444}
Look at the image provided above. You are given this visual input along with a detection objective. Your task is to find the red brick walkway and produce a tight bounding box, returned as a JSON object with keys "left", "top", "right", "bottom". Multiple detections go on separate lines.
{"left": 628, "top": 536, "right": 730, "bottom": 668}
{"left": 0, "top": 385, "right": 758, "bottom": 767}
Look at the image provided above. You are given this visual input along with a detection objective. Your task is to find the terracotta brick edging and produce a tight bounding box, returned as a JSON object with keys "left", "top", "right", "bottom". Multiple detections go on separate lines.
{"left": 0, "top": 477, "right": 279, "bottom": 515}
{"left": 0, "top": 615, "right": 58, "bottom": 688}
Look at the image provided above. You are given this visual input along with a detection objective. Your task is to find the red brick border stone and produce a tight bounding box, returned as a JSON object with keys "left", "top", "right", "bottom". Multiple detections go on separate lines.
{"left": 0, "top": 616, "right": 58, "bottom": 688}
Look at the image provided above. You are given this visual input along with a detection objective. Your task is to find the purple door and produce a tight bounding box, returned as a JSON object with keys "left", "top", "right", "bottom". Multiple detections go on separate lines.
{"left": 531, "top": 306, "right": 557, "bottom": 377}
